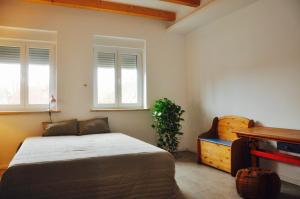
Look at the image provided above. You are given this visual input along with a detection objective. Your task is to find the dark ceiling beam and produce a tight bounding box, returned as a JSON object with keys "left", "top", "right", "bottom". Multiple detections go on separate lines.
{"left": 161, "top": 0, "right": 201, "bottom": 7}
{"left": 29, "top": 0, "right": 176, "bottom": 21}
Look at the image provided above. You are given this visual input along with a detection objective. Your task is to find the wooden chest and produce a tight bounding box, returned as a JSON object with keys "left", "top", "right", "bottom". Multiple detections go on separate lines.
{"left": 198, "top": 116, "right": 254, "bottom": 176}
{"left": 200, "top": 140, "right": 231, "bottom": 172}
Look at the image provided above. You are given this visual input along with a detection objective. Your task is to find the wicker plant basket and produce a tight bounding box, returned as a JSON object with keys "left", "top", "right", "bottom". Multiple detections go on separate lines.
{"left": 236, "top": 167, "right": 281, "bottom": 199}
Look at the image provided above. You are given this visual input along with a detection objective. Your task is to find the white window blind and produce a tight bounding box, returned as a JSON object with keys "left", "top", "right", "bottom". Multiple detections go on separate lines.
{"left": 0, "top": 46, "right": 20, "bottom": 63}
{"left": 120, "top": 54, "right": 137, "bottom": 69}
{"left": 96, "top": 52, "right": 115, "bottom": 68}
{"left": 29, "top": 48, "right": 49, "bottom": 65}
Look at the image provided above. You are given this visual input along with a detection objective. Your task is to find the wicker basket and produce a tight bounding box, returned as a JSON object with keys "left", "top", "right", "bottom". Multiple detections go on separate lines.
{"left": 236, "top": 167, "right": 281, "bottom": 199}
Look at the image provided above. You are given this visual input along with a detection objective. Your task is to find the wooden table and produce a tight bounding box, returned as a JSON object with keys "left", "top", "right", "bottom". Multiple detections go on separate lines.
{"left": 235, "top": 127, "right": 300, "bottom": 167}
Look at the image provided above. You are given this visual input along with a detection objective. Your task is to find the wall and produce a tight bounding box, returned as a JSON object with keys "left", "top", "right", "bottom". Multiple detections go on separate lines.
{"left": 0, "top": 0, "right": 188, "bottom": 169}
{"left": 185, "top": 0, "right": 300, "bottom": 185}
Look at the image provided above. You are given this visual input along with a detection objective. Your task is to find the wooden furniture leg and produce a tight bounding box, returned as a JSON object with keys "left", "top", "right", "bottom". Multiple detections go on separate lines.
{"left": 249, "top": 139, "right": 259, "bottom": 167}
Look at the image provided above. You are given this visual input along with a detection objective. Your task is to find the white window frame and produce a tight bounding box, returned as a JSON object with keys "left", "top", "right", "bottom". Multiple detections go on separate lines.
{"left": 93, "top": 45, "right": 144, "bottom": 109}
{"left": 0, "top": 39, "right": 57, "bottom": 111}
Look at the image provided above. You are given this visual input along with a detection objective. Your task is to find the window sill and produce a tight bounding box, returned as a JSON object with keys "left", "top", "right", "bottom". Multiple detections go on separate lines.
{"left": 90, "top": 108, "right": 150, "bottom": 112}
{"left": 0, "top": 110, "right": 61, "bottom": 115}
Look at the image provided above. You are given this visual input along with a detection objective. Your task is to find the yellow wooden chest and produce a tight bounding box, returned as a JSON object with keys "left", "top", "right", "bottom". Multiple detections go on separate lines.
{"left": 200, "top": 140, "right": 231, "bottom": 172}
{"left": 197, "top": 116, "right": 254, "bottom": 176}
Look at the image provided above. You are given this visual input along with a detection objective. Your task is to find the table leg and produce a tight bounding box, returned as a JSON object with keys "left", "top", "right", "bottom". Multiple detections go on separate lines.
{"left": 250, "top": 139, "right": 259, "bottom": 167}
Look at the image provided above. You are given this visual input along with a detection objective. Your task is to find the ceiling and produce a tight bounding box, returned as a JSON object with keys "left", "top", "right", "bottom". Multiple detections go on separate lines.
{"left": 107, "top": 0, "right": 212, "bottom": 20}
{"left": 169, "top": 0, "right": 259, "bottom": 34}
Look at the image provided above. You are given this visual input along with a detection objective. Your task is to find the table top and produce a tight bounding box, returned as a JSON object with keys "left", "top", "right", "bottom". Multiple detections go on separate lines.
{"left": 234, "top": 127, "right": 300, "bottom": 144}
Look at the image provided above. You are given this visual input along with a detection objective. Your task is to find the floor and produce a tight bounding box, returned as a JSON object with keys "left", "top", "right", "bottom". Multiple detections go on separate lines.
{"left": 175, "top": 151, "right": 300, "bottom": 199}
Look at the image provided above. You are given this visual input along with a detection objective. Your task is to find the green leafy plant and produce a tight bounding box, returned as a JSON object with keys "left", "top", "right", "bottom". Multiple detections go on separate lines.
{"left": 151, "top": 98, "right": 185, "bottom": 153}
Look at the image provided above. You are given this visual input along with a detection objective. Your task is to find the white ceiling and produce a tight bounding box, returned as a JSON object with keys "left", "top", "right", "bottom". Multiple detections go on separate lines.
{"left": 168, "top": 0, "right": 259, "bottom": 34}
{"left": 107, "top": 0, "right": 212, "bottom": 20}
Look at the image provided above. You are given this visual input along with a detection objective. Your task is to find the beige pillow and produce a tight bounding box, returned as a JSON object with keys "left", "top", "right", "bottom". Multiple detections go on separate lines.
{"left": 43, "top": 119, "right": 78, "bottom": 136}
{"left": 78, "top": 118, "right": 110, "bottom": 135}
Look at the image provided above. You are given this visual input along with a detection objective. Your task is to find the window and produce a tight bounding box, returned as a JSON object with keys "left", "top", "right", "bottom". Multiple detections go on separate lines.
{"left": 93, "top": 46, "right": 144, "bottom": 109}
{"left": 0, "top": 41, "right": 56, "bottom": 111}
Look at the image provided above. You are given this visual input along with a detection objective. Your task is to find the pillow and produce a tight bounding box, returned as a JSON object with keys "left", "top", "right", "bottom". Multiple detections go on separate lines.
{"left": 78, "top": 118, "right": 110, "bottom": 135}
{"left": 42, "top": 119, "right": 78, "bottom": 136}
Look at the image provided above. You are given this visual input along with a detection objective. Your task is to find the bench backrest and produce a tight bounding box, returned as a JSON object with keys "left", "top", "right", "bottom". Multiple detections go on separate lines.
{"left": 217, "top": 116, "right": 253, "bottom": 141}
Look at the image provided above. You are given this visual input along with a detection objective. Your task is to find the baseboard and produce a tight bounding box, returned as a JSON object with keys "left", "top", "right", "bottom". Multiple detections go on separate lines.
{"left": 177, "top": 148, "right": 189, "bottom": 152}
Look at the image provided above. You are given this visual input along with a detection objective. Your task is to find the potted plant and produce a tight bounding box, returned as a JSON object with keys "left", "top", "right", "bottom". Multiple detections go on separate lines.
{"left": 151, "top": 98, "right": 185, "bottom": 153}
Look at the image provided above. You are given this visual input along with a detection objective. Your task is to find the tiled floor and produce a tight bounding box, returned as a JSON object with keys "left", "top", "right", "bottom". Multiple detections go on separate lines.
{"left": 175, "top": 151, "right": 300, "bottom": 199}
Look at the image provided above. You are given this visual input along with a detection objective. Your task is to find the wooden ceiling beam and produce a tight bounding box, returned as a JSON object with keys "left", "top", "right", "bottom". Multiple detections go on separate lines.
{"left": 161, "top": 0, "right": 201, "bottom": 7}
{"left": 29, "top": 0, "right": 176, "bottom": 21}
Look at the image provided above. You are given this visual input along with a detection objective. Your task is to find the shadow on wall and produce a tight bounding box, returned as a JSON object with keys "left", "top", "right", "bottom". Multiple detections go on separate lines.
{"left": 0, "top": 122, "right": 25, "bottom": 167}
{"left": 0, "top": 117, "right": 44, "bottom": 168}
{"left": 187, "top": 100, "right": 219, "bottom": 151}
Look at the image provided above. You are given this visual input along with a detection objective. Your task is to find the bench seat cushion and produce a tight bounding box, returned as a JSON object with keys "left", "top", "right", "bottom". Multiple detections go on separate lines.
{"left": 200, "top": 138, "right": 232, "bottom": 147}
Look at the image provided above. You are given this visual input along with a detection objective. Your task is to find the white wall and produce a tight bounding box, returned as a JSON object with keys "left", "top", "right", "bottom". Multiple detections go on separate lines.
{"left": 0, "top": 0, "right": 188, "bottom": 168}
{"left": 185, "top": 0, "right": 300, "bottom": 185}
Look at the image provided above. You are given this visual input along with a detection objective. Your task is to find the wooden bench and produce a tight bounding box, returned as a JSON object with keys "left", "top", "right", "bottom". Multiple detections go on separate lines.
{"left": 197, "top": 116, "right": 254, "bottom": 176}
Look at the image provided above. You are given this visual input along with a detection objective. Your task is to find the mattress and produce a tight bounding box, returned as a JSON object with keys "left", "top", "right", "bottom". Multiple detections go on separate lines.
{"left": 0, "top": 133, "right": 180, "bottom": 199}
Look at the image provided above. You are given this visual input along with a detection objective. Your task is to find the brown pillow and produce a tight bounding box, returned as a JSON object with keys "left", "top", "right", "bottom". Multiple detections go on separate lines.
{"left": 78, "top": 118, "right": 110, "bottom": 135}
{"left": 42, "top": 119, "right": 78, "bottom": 136}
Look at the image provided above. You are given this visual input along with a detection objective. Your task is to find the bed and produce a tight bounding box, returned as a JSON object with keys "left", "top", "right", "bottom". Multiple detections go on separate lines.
{"left": 0, "top": 133, "right": 180, "bottom": 199}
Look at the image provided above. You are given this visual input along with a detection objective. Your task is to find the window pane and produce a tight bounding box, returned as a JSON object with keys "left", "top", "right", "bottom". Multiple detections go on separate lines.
{"left": 121, "top": 68, "right": 138, "bottom": 103}
{"left": 0, "top": 63, "right": 20, "bottom": 104}
{"left": 0, "top": 46, "right": 21, "bottom": 105}
{"left": 28, "top": 48, "right": 50, "bottom": 104}
{"left": 28, "top": 64, "right": 49, "bottom": 104}
{"left": 96, "top": 51, "right": 116, "bottom": 105}
{"left": 97, "top": 67, "right": 115, "bottom": 104}
{"left": 120, "top": 54, "right": 138, "bottom": 104}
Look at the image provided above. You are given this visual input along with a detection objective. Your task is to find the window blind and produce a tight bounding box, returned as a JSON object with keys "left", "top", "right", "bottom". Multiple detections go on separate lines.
{"left": 96, "top": 52, "right": 115, "bottom": 68}
{"left": 0, "top": 46, "right": 20, "bottom": 64}
{"left": 29, "top": 48, "right": 49, "bottom": 65}
{"left": 120, "top": 54, "right": 137, "bottom": 68}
